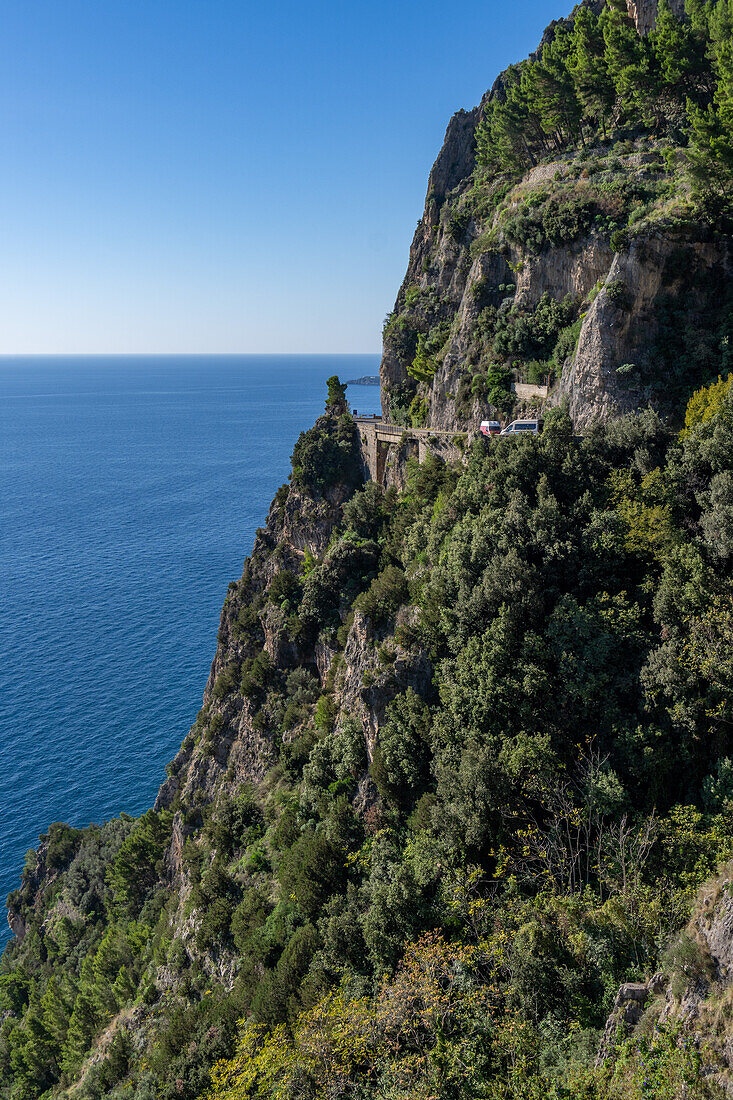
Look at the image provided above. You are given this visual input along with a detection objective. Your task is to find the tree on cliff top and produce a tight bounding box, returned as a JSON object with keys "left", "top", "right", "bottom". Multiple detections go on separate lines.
{"left": 325, "top": 375, "right": 347, "bottom": 411}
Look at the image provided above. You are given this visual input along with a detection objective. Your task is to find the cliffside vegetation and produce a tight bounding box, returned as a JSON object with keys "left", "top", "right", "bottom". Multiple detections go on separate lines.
{"left": 381, "top": 0, "right": 733, "bottom": 432}
{"left": 5, "top": 3, "right": 733, "bottom": 1099}
{"left": 4, "top": 371, "right": 733, "bottom": 1098}
{"left": 477, "top": 0, "right": 733, "bottom": 206}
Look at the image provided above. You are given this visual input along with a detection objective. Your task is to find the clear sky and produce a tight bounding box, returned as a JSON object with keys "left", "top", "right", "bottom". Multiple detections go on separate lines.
{"left": 0, "top": 0, "right": 573, "bottom": 353}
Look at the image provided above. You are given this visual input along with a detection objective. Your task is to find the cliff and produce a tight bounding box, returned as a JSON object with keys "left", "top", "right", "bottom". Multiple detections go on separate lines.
{"left": 379, "top": 0, "right": 732, "bottom": 435}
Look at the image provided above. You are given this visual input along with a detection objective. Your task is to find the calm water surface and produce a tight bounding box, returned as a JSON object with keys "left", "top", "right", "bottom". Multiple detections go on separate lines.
{"left": 0, "top": 355, "right": 381, "bottom": 943}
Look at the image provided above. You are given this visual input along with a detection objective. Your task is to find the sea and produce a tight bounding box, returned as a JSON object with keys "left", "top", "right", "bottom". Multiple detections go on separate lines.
{"left": 0, "top": 355, "right": 381, "bottom": 946}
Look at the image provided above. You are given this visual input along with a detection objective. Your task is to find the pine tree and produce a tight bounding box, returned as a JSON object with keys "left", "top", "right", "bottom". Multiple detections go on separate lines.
{"left": 568, "top": 5, "right": 615, "bottom": 134}
{"left": 652, "top": 0, "right": 705, "bottom": 91}
{"left": 688, "top": 100, "right": 733, "bottom": 219}
{"left": 61, "top": 957, "right": 100, "bottom": 1079}
{"left": 684, "top": 0, "right": 710, "bottom": 39}
{"left": 529, "top": 27, "right": 583, "bottom": 146}
{"left": 712, "top": 15, "right": 733, "bottom": 125}
{"left": 687, "top": 0, "right": 733, "bottom": 219}
{"left": 602, "top": 0, "right": 654, "bottom": 118}
{"left": 11, "top": 992, "right": 60, "bottom": 1092}
{"left": 40, "top": 977, "right": 72, "bottom": 1049}
{"left": 476, "top": 67, "right": 536, "bottom": 172}
{"left": 520, "top": 61, "right": 556, "bottom": 151}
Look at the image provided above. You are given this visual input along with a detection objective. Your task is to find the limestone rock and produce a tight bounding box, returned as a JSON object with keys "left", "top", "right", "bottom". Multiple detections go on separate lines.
{"left": 556, "top": 237, "right": 732, "bottom": 430}
{"left": 596, "top": 982, "right": 650, "bottom": 1065}
{"left": 626, "top": 0, "right": 684, "bottom": 34}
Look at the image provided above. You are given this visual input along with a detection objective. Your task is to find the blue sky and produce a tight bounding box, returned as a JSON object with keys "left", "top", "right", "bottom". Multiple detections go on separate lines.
{"left": 0, "top": 0, "right": 572, "bottom": 353}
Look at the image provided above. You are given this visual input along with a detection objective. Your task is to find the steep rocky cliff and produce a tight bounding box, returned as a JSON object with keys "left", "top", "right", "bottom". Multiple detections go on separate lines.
{"left": 379, "top": 0, "right": 732, "bottom": 434}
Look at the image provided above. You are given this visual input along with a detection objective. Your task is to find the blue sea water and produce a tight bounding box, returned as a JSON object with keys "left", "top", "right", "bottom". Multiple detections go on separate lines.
{"left": 0, "top": 355, "right": 381, "bottom": 945}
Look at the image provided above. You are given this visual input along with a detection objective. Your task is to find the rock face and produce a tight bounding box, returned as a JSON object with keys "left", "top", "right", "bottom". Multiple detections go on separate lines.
{"left": 427, "top": 232, "right": 617, "bottom": 433}
{"left": 697, "top": 881, "right": 733, "bottom": 981}
{"left": 596, "top": 982, "right": 651, "bottom": 1065}
{"left": 555, "top": 236, "right": 733, "bottom": 429}
{"left": 598, "top": 872, "right": 733, "bottom": 1082}
{"left": 378, "top": 2, "right": 728, "bottom": 435}
{"left": 626, "top": 0, "right": 684, "bottom": 34}
{"left": 339, "top": 610, "right": 432, "bottom": 762}
{"left": 379, "top": 107, "right": 480, "bottom": 421}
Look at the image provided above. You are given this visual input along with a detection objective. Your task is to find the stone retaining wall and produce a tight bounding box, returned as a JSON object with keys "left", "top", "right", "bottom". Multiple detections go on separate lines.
{"left": 355, "top": 419, "right": 469, "bottom": 488}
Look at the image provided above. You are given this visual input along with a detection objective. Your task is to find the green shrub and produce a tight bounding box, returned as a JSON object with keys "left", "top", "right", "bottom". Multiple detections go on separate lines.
{"left": 409, "top": 393, "right": 429, "bottom": 428}
{"left": 212, "top": 662, "right": 240, "bottom": 701}
{"left": 197, "top": 895, "right": 234, "bottom": 949}
{"left": 291, "top": 411, "right": 360, "bottom": 493}
{"left": 45, "top": 822, "right": 84, "bottom": 871}
{"left": 240, "top": 650, "right": 274, "bottom": 701}
{"left": 106, "top": 810, "right": 173, "bottom": 916}
{"left": 408, "top": 321, "right": 452, "bottom": 384}
{"left": 232, "top": 601, "right": 264, "bottom": 645}
{"left": 206, "top": 791, "right": 263, "bottom": 855}
{"left": 493, "top": 292, "right": 576, "bottom": 364}
{"left": 268, "top": 570, "right": 302, "bottom": 610}
{"left": 502, "top": 190, "right": 596, "bottom": 252}
{"left": 551, "top": 318, "right": 583, "bottom": 372}
{"left": 354, "top": 566, "right": 408, "bottom": 626}
{"left": 663, "top": 932, "right": 712, "bottom": 999}
{"left": 342, "top": 482, "right": 390, "bottom": 541}
{"left": 370, "top": 690, "right": 431, "bottom": 810}
{"left": 486, "top": 362, "right": 513, "bottom": 408}
{"left": 606, "top": 279, "right": 629, "bottom": 308}
{"left": 278, "top": 833, "right": 345, "bottom": 919}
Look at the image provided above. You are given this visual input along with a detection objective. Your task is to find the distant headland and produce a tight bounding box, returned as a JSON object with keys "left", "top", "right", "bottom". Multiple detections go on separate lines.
{"left": 345, "top": 375, "right": 379, "bottom": 385}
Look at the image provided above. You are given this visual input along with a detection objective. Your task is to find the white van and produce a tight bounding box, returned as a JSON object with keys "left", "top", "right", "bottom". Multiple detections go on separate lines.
{"left": 499, "top": 419, "right": 541, "bottom": 436}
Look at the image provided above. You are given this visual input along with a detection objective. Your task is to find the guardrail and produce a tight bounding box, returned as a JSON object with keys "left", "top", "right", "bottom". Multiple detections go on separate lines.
{"left": 354, "top": 416, "right": 467, "bottom": 440}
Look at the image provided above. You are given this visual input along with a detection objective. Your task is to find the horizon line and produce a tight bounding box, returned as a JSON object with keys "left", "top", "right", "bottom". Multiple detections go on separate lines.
{"left": 0, "top": 351, "right": 382, "bottom": 359}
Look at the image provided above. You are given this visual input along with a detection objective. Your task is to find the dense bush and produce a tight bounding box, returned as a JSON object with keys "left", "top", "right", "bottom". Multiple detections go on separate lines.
{"left": 45, "top": 821, "right": 84, "bottom": 871}
{"left": 407, "top": 320, "right": 452, "bottom": 383}
{"left": 353, "top": 564, "right": 408, "bottom": 626}
{"left": 291, "top": 410, "right": 360, "bottom": 493}
{"left": 502, "top": 188, "right": 597, "bottom": 251}
{"left": 299, "top": 537, "right": 380, "bottom": 638}
{"left": 267, "top": 569, "right": 302, "bottom": 610}
{"left": 240, "top": 649, "right": 274, "bottom": 701}
{"left": 493, "top": 292, "right": 577, "bottom": 363}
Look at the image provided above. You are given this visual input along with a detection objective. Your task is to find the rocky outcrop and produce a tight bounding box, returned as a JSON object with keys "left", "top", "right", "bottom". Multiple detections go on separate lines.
{"left": 626, "top": 0, "right": 684, "bottom": 34}
{"left": 379, "top": 107, "right": 479, "bottom": 419}
{"left": 596, "top": 982, "right": 652, "bottom": 1064}
{"left": 337, "top": 610, "right": 431, "bottom": 762}
{"left": 597, "top": 870, "right": 733, "bottom": 1082}
{"left": 556, "top": 236, "right": 733, "bottom": 429}
{"left": 7, "top": 911, "right": 26, "bottom": 944}
{"left": 428, "top": 233, "right": 616, "bottom": 432}
{"left": 378, "top": 2, "right": 725, "bottom": 436}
